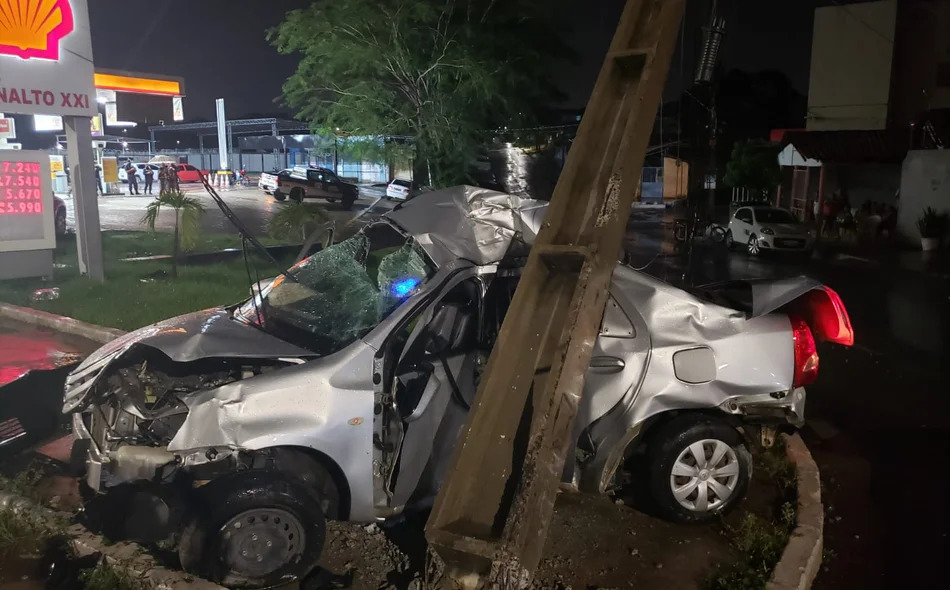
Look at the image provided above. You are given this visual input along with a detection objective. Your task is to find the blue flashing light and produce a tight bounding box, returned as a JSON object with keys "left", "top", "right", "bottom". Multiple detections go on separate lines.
{"left": 391, "top": 277, "right": 421, "bottom": 298}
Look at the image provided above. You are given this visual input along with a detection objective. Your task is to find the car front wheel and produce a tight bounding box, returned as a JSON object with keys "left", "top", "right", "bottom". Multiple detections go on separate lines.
{"left": 647, "top": 416, "right": 751, "bottom": 523}
{"left": 179, "top": 472, "right": 326, "bottom": 588}
{"left": 747, "top": 234, "right": 761, "bottom": 256}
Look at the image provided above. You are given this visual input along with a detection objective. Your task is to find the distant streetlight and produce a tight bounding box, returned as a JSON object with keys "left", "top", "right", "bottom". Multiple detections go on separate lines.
{"left": 122, "top": 141, "right": 128, "bottom": 151}
{"left": 176, "top": 140, "right": 181, "bottom": 148}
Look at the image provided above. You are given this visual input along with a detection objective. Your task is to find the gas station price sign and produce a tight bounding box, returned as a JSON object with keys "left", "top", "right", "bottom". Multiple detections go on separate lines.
{"left": 0, "top": 151, "right": 54, "bottom": 253}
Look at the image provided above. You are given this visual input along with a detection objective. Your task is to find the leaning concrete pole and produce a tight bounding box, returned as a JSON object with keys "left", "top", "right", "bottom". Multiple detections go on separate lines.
{"left": 425, "top": 1, "right": 686, "bottom": 587}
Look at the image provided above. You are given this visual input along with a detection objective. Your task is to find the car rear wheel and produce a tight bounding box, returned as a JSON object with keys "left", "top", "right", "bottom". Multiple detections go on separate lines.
{"left": 647, "top": 416, "right": 751, "bottom": 523}
{"left": 179, "top": 472, "right": 326, "bottom": 588}
{"left": 273, "top": 191, "right": 286, "bottom": 202}
{"left": 747, "top": 234, "right": 761, "bottom": 256}
{"left": 290, "top": 188, "right": 305, "bottom": 203}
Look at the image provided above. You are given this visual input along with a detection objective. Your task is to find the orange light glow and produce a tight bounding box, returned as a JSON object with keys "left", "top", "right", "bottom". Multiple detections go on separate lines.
{"left": 93, "top": 73, "right": 181, "bottom": 97}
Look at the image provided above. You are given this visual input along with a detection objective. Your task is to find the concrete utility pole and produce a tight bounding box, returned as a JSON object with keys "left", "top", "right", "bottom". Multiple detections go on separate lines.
{"left": 425, "top": 1, "right": 685, "bottom": 587}
{"left": 65, "top": 116, "right": 105, "bottom": 280}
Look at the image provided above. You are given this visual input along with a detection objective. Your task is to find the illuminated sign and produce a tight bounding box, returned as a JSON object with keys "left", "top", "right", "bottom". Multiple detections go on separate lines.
{"left": 33, "top": 114, "right": 63, "bottom": 131}
{"left": 93, "top": 73, "right": 182, "bottom": 97}
{"left": 0, "top": 150, "right": 54, "bottom": 253}
{"left": 0, "top": 0, "right": 94, "bottom": 118}
{"left": 0, "top": 117, "right": 15, "bottom": 139}
{"left": 0, "top": 0, "right": 74, "bottom": 61}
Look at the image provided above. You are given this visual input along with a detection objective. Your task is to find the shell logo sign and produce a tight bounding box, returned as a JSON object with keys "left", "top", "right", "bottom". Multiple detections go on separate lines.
{"left": 0, "top": 0, "right": 75, "bottom": 61}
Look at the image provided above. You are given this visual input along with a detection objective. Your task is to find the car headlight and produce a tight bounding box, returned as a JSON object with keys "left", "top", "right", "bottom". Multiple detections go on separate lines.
{"left": 761, "top": 227, "right": 775, "bottom": 235}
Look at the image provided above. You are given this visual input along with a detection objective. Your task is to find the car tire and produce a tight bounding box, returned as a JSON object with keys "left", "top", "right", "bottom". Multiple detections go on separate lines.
{"left": 291, "top": 188, "right": 305, "bottom": 203}
{"left": 646, "top": 415, "right": 751, "bottom": 524}
{"left": 725, "top": 230, "right": 734, "bottom": 249}
{"left": 708, "top": 225, "right": 726, "bottom": 243}
{"left": 747, "top": 234, "right": 760, "bottom": 256}
{"left": 342, "top": 196, "right": 355, "bottom": 211}
{"left": 55, "top": 209, "right": 67, "bottom": 237}
{"left": 274, "top": 191, "right": 286, "bottom": 202}
{"left": 179, "top": 472, "right": 326, "bottom": 588}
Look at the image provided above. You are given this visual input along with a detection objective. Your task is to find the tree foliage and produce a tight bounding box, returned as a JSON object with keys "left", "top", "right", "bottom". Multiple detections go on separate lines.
{"left": 269, "top": 0, "right": 567, "bottom": 187}
{"left": 724, "top": 139, "right": 782, "bottom": 193}
{"left": 141, "top": 190, "right": 204, "bottom": 278}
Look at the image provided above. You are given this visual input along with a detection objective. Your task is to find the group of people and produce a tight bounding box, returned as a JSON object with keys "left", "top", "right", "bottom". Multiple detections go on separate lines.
{"left": 122, "top": 161, "right": 180, "bottom": 196}
{"left": 817, "top": 191, "right": 898, "bottom": 242}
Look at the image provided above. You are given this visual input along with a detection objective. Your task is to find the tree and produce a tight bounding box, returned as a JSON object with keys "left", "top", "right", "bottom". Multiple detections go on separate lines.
{"left": 269, "top": 0, "right": 567, "bottom": 187}
{"left": 268, "top": 202, "right": 334, "bottom": 262}
{"left": 141, "top": 190, "right": 204, "bottom": 278}
{"left": 724, "top": 139, "right": 782, "bottom": 195}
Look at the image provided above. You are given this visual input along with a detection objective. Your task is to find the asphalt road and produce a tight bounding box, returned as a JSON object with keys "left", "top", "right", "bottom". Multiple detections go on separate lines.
{"left": 59, "top": 184, "right": 395, "bottom": 239}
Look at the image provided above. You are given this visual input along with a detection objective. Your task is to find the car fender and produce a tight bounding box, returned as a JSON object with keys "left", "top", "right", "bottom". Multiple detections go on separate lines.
{"left": 167, "top": 342, "right": 377, "bottom": 522}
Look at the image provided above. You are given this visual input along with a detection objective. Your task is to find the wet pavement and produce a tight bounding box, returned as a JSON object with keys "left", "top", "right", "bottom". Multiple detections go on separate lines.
{"left": 0, "top": 320, "right": 98, "bottom": 388}
{"left": 59, "top": 184, "right": 393, "bottom": 239}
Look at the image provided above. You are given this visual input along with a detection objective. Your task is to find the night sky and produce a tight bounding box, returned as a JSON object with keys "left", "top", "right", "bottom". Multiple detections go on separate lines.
{"left": 88, "top": 0, "right": 829, "bottom": 124}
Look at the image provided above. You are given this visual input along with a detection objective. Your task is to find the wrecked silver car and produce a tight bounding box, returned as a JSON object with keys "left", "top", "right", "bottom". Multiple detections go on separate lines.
{"left": 65, "top": 186, "right": 853, "bottom": 587}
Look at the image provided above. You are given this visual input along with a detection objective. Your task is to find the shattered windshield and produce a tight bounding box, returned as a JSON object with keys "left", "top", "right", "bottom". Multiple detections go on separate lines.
{"left": 235, "top": 224, "right": 432, "bottom": 355}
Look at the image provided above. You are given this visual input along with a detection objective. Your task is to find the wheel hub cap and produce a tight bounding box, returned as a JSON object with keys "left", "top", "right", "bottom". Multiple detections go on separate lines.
{"left": 220, "top": 508, "right": 305, "bottom": 578}
{"left": 669, "top": 439, "right": 740, "bottom": 513}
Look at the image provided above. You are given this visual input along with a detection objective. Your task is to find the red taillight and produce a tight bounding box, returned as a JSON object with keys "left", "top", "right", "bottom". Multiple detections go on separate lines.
{"left": 797, "top": 287, "right": 854, "bottom": 346}
{"left": 791, "top": 316, "right": 819, "bottom": 387}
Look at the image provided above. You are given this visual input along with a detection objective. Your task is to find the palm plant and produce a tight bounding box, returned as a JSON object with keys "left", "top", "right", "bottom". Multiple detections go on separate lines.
{"left": 141, "top": 189, "right": 204, "bottom": 278}
{"left": 268, "top": 201, "right": 334, "bottom": 261}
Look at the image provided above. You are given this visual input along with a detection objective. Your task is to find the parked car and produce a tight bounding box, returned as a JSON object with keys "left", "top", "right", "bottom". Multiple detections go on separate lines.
{"left": 275, "top": 166, "right": 359, "bottom": 209}
{"left": 259, "top": 168, "right": 292, "bottom": 196}
{"left": 386, "top": 178, "right": 430, "bottom": 201}
{"left": 53, "top": 195, "right": 66, "bottom": 236}
{"left": 726, "top": 206, "right": 815, "bottom": 256}
{"left": 64, "top": 186, "right": 853, "bottom": 587}
{"left": 174, "top": 164, "right": 209, "bottom": 183}
{"left": 117, "top": 163, "right": 161, "bottom": 184}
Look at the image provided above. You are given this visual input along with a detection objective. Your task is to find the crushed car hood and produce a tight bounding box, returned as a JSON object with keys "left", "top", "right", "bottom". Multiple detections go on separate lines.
{"left": 73, "top": 308, "right": 316, "bottom": 372}
{"left": 385, "top": 185, "right": 547, "bottom": 266}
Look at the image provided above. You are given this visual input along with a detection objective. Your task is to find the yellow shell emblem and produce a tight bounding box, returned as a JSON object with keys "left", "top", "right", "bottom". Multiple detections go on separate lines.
{"left": 0, "top": 0, "right": 75, "bottom": 61}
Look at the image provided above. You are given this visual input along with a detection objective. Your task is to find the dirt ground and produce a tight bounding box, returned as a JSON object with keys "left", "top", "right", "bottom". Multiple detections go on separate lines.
{"left": 307, "top": 454, "right": 785, "bottom": 590}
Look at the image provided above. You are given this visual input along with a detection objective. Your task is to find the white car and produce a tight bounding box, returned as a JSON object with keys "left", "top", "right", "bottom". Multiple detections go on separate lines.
{"left": 386, "top": 178, "right": 431, "bottom": 201}
{"left": 726, "top": 206, "right": 816, "bottom": 256}
{"left": 117, "top": 163, "right": 161, "bottom": 184}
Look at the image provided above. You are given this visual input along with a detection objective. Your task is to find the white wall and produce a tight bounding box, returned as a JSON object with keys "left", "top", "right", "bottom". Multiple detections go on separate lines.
{"left": 897, "top": 150, "right": 950, "bottom": 242}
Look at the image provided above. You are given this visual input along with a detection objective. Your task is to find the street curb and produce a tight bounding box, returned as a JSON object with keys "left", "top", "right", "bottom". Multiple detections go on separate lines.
{"left": 767, "top": 433, "right": 824, "bottom": 590}
{"left": 0, "top": 302, "right": 126, "bottom": 344}
{"left": 0, "top": 493, "right": 225, "bottom": 589}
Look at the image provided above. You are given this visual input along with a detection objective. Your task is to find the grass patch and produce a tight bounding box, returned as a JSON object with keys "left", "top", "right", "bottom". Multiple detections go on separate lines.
{"left": 0, "top": 463, "right": 45, "bottom": 501}
{"left": 79, "top": 561, "right": 148, "bottom": 590}
{"left": 706, "top": 440, "right": 798, "bottom": 590}
{"left": 0, "top": 231, "right": 291, "bottom": 331}
{"left": 0, "top": 508, "right": 64, "bottom": 560}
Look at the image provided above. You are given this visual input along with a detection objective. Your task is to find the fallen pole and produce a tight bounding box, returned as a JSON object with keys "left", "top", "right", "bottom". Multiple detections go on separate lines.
{"left": 425, "top": 1, "right": 686, "bottom": 587}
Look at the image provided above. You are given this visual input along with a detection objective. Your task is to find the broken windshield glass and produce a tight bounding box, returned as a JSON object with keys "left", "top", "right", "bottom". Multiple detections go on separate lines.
{"left": 235, "top": 224, "right": 433, "bottom": 355}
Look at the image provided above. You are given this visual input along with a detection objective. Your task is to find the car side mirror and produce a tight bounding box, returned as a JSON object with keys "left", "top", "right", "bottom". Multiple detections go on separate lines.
{"left": 425, "top": 303, "right": 473, "bottom": 355}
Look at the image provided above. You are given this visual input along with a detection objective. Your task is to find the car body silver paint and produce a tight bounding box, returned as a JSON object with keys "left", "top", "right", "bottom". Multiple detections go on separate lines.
{"left": 68, "top": 185, "right": 830, "bottom": 521}
{"left": 168, "top": 339, "right": 377, "bottom": 522}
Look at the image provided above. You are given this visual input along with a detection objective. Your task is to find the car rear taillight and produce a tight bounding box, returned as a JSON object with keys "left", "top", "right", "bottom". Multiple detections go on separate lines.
{"left": 791, "top": 316, "right": 819, "bottom": 387}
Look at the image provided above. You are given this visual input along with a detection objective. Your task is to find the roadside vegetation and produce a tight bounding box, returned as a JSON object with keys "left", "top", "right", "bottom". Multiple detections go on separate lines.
{"left": 707, "top": 438, "right": 798, "bottom": 590}
{"left": 0, "top": 232, "right": 288, "bottom": 331}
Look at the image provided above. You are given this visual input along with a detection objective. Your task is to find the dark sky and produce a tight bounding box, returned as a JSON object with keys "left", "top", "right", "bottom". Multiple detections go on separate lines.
{"left": 90, "top": 0, "right": 828, "bottom": 122}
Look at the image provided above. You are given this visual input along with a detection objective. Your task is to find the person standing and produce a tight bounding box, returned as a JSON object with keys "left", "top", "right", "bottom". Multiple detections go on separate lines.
{"left": 94, "top": 165, "right": 102, "bottom": 196}
{"left": 143, "top": 165, "right": 154, "bottom": 195}
{"left": 126, "top": 162, "right": 139, "bottom": 195}
{"left": 168, "top": 165, "right": 180, "bottom": 192}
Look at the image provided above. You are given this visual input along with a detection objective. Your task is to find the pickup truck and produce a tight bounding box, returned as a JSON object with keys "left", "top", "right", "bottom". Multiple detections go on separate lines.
{"left": 258, "top": 168, "right": 291, "bottom": 196}
{"left": 271, "top": 166, "right": 359, "bottom": 210}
